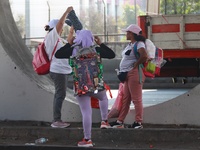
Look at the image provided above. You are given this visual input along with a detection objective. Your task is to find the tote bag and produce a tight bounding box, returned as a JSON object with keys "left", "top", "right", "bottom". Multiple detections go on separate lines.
{"left": 108, "top": 83, "right": 124, "bottom": 118}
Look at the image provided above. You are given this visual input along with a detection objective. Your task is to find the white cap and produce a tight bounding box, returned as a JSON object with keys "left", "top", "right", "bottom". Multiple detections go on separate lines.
{"left": 48, "top": 19, "right": 59, "bottom": 29}
{"left": 122, "top": 24, "right": 142, "bottom": 35}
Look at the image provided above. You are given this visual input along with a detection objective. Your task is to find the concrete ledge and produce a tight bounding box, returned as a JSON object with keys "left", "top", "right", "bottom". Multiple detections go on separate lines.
{"left": 0, "top": 145, "right": 195, "bottom": 150}
{"left": 1, "top": 121, "right": 200, "bottom": 149}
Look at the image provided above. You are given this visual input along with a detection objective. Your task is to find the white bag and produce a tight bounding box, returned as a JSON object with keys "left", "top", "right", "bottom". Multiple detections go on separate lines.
{"left": 145, "top": 39, "right": 156, "bottom": 59}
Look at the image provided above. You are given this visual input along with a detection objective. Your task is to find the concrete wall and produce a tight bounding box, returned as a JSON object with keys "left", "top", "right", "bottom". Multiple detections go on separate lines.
{"left": 1, "top": 0, "right": 200, "bottom": 126}
{"left": 0, "top": 0, "right": 102, "bottom": 123}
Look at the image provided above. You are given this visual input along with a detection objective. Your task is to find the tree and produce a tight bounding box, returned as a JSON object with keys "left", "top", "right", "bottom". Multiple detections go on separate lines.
{"left": 79, "top": 5, "right": 104, "bottom": 35}
{"left": 117, "top": 4, "right": 145, "bottom": 42}
{"left": 10, "top": 0, "right": 25, "bottom": 37}
{"left": 160, "top": 0, "right": 200, "bottom": 14}
{"left": 79, "top": 5, "right": 117, "bottom": 42}
{"left": 120, "top": 4, "right": 145, "bottom": 29}
{"left": 15, "top": 14, "right": 25, "bottom": 37}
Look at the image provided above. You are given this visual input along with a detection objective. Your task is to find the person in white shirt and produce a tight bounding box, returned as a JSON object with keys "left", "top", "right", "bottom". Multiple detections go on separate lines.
{"left": 110, "top": 24, "right": 148, "bottom": 129}
{"left": 44, "top": 6, "right": 74, "bottom": 128}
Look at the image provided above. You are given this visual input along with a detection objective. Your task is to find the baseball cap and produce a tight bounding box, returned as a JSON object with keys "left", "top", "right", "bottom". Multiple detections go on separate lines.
{"left": 48, "top": 19, "right": 59, "bottom": 29}
{"left": 122, "top": 24, "right": 142, "bottom": 35}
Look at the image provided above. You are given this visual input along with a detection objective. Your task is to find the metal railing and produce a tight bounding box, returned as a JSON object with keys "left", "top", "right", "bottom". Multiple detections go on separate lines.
{"left": 23, "top": 33, "right": 128, "bottom": 58}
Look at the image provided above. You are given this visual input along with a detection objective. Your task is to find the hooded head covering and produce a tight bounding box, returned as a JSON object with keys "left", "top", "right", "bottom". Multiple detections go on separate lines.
{"left": 73, "top": 30, "right": 94, "bottom": 47}
{"left": 72, "top": 30, "right": 94, "bottom": 56}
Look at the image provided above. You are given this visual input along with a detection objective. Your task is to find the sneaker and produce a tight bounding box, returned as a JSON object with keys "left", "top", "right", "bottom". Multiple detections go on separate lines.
{"left": 100, "top": 121, "right": 111, "bottom": 129}
{"left": 78, "top": 139, "right": 93, "bottom": 147}
{"left": 131, "top": 121, "right": 143, "bottom": 129}
{"left": 109, "top": 120, "right": 124, "bottom": 128}
{"left": 51, "top": 121, "right": 70, "bottom": 128}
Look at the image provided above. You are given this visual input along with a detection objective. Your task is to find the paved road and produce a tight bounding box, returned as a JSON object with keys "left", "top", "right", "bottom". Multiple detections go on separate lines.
{"left": 108, "top": 89, "right": 189, "bottom": 108}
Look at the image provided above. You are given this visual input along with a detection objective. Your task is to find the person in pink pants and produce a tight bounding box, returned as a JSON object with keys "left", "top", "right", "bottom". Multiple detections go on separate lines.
{"left": 110, "top": 24, "right": 147, "bottom": 129}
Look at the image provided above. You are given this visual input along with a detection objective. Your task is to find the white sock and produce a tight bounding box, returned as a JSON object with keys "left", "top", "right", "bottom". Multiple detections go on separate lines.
{"left": 117, "top": 120, "right": 122, "bottom": 124}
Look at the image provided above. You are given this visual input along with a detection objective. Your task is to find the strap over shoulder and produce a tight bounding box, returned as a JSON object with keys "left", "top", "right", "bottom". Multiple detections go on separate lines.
{"left": 133, "top": 41, "right": 139, "bottom": 58}
{"left": 72, "top": 45, "right": 97, "bottom": 58}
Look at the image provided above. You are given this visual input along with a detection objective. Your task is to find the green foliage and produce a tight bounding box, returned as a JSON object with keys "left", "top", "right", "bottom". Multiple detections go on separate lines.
{"left": 79, "top": 6, "right": 104, "bottom": 34}
{"left": 121, "top": 4, "right": 145, "bottom": 28}
{"left": 160, "top": 0, "right": 200, "bottom": 14}
{"left": 15, "top": 14, "right": 25, "bottom": 37}
{"left": 79, "top": 5, "right": 118, "bottom": 42}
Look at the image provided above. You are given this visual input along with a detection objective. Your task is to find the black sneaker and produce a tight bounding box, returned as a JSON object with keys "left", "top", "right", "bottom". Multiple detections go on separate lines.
{"left": 109, "top": 121, "right": 124, "bottom": 128}
{"left": 131, "top": 121, "right": 143, "bottom": 129}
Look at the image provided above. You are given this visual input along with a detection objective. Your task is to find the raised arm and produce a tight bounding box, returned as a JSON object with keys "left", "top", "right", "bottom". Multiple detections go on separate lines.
{"left": 94, "top": 36, "right": 115, "bottom": 59}
{"left": 56, "top": 6, "right": 73, "bottom": 35}
{"left": 133, "top": 47, "right": 148, "bottom": 69}
{"left": 67, "top": 26, "right": 75, "bottom": 45}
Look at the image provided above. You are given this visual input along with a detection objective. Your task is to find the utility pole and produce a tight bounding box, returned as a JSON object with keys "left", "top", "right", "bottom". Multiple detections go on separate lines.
{"left": 25, "top": 0, "right": 30, "bottom": 45}
{"left": 135, "top": 0, "right": 137, "bottom": 24}
{"left": 47, "top": 1, "right": 50, "bottom": 22}
{"left": 102, "top": 0, "right": 106, "bottom": 42}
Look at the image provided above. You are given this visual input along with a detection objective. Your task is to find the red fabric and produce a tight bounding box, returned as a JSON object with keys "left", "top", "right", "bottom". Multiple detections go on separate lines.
{"left": 32, "top": 42, "right": 50, "bottom": 75}
{"left": 32, "top": 40, "right": 58, "bottom": 75}
{"left": 143, "top": 47, "right": 163, "bottom": 78}
{"left": 143, "top": 61, "right": 155, "bottom": 78}
{"left": 91, "top": 97, "right": 100, "bottom": 109}
{"left": 91, "top": 83, "right": 112, "bottom": 109}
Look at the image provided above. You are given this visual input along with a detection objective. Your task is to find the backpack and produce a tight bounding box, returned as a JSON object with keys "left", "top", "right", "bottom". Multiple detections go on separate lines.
{"left": 32, "top": 40, "right": 58, "bottom": 75}
{"left": 69, "top": 45, "right": 105, "bottom": 96}
{"left": 133, "top": 40, "right": 164, "bottom": 80}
